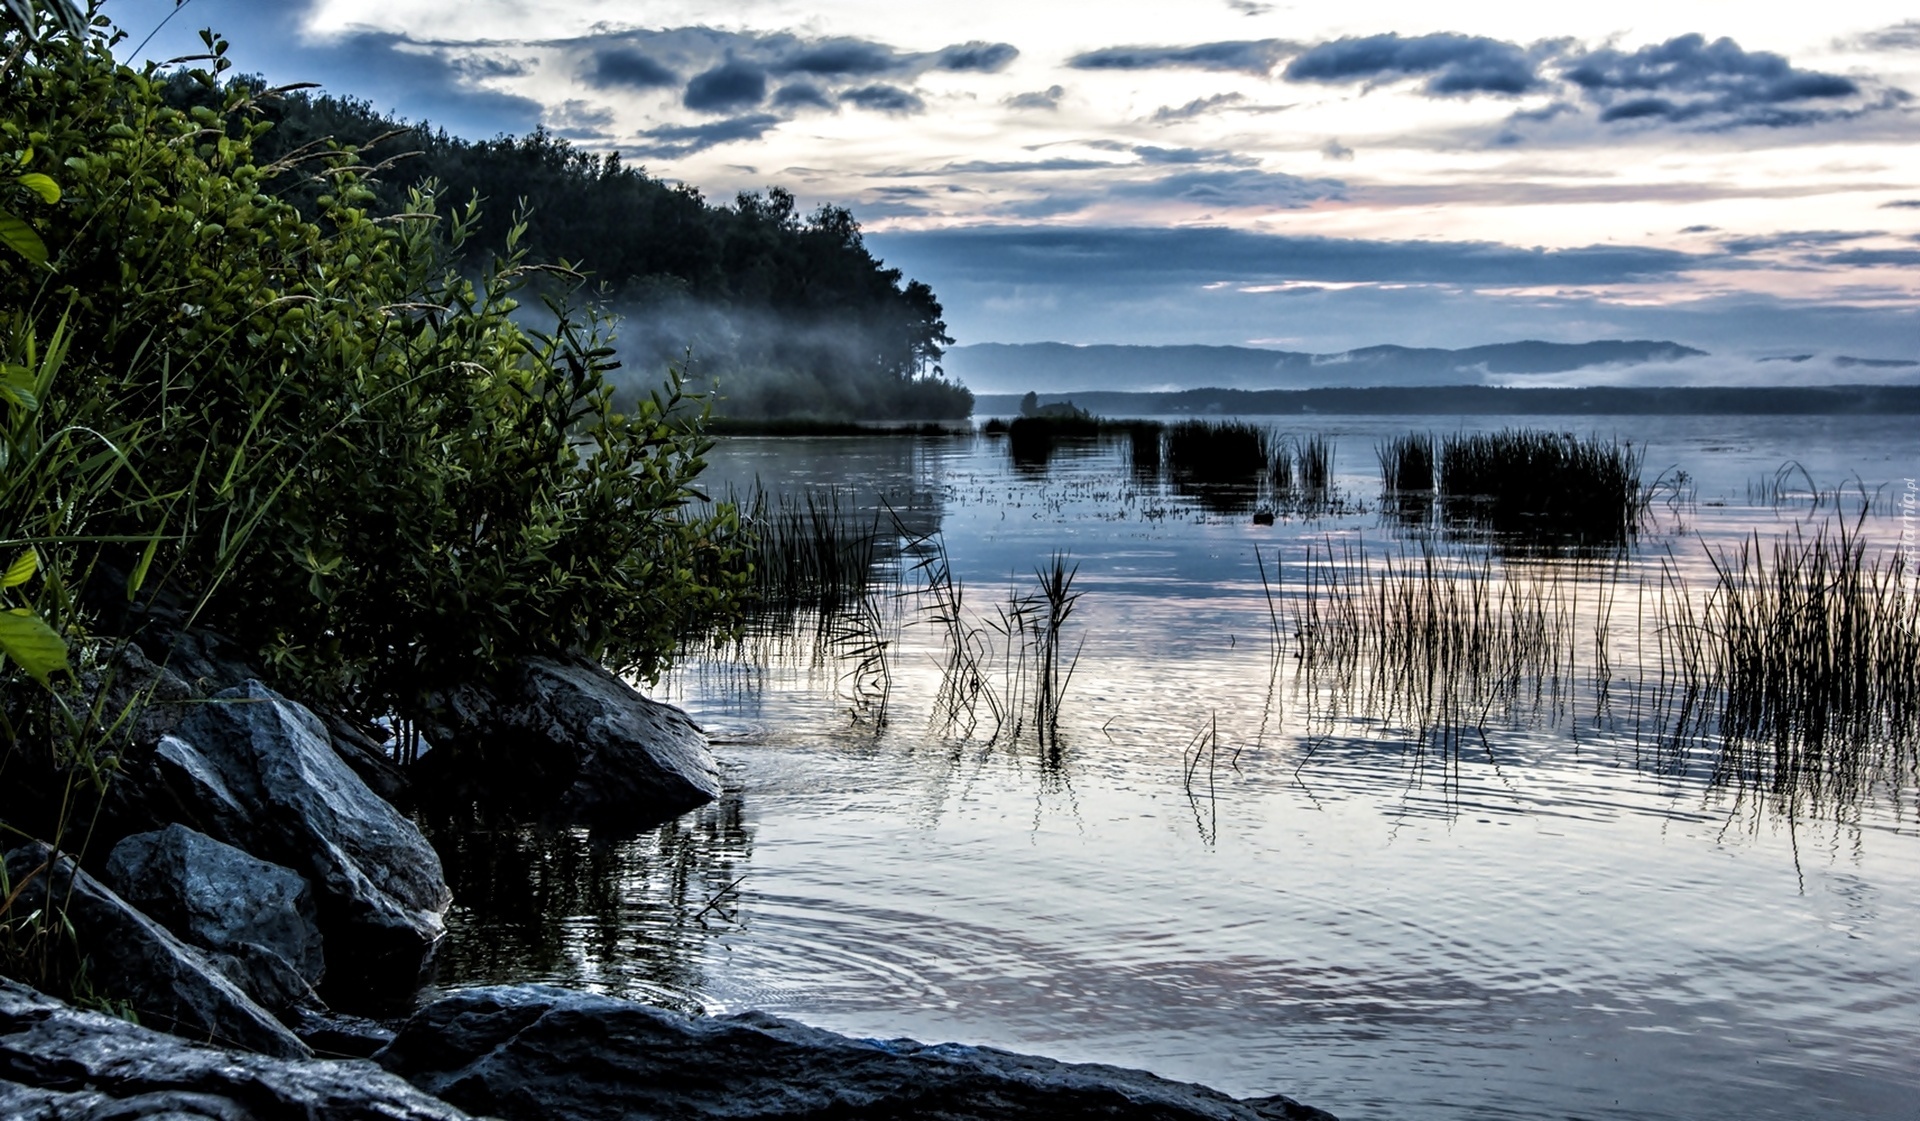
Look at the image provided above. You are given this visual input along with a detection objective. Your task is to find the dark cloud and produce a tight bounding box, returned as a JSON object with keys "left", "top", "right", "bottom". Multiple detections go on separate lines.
{"left": 1133, "top": 145, "right": 1258, "bottom": 166}
{"left": 1321, "top": 138, "right": 1354, "bottom": 161}
{"left": 683, "top": 58, "right": 769, "bottom": 112}
{"left": 630, "top": 113, "right": 782, "bottom": 159}
{"left": 1284, "top": 32, "right": 1544, "bottom": 96}
{"left": 1225, "top": 0, "right": 1273, "bottom": 14}
{"left": 935, "top": 42, "right": 1020, "bottom": 73}
{"left": 935, "top": 157, "right": 1124, "bottom": 174}
{"left": 1560, "top": 34, "right": 1895, "bottom": 129}
{"left": 1110, "top": 168, "right": 1345, "bottom": 209}
{"left": 773, "top": 40, "right": 899, "bottom": 76}
{"left": 771, "top": 82, "right": 835, "bottom": 110}
{"left": 839, "top": 84, "right": 926, "bottom": 115}
{"left": 1819, "top": 248, "right": 1920, "bottom": 267}
{"left": 1005, "top": 85, "right": 1065, "bottom": 111}
{"left": 544, "top": 96, "right": 615, "bottom": 140}
{"left": 1068, "top": 39, "right": 1296, "bottom": 75}
{"left": 450, "top": 55, "right": 533, "bottom": 80}
{"left": 1882, "top": 199, "right": 1920, "bottom": 209}
{"left": 1854, "top": 21, "right": 1920, "bottom": 51}
{"left": 1718, "top": 229, "right": 1880, "bottom": 254}
{"left": 867, "top": 225, "right": 1704, "bottom": 290}
{"left": 1151, "top": 92, "right": 1248, "bottom": 122}
{"left": 586, "top": 47, "right": 678, "bottom": 89}
{"left": 1679, "top": 224, "right": 1719, "bottom": 233}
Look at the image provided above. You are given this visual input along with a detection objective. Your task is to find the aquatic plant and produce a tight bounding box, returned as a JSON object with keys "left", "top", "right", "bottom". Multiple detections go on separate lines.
{"left": 1377, "top": 432, "right": 1436, "bottom": 493}
{"left": 1438, "top": 429, "right": 1646, "bottom": 549}
{"left": 726, "top": 484, "right": 891, "bottom": 616}
{"left": 1650, "top": 509, "right": 1920, "bottom": 806}
{"left": 1165, "top": 420, "right": 1271, "bottom": 485}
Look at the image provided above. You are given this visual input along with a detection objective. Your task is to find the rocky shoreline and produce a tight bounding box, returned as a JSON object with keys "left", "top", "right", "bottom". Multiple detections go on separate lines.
{"left": 1, "top": 629, "right": 1337, "bottom": 1120}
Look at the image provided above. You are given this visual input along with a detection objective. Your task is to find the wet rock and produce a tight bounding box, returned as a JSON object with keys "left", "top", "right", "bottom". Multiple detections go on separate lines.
{"left": 378, "top": 985, "right": 1339, "bottom": 1121}
{"left": 161, "top": 682, "right": 452, "bottom": 996}
{"left": 419, "top": 656, "right": 720, "bottom": 832}
{"left": 103, "top": 824, "right": 326, "bottom": 989}
{"left": 0, "top": 845, "right": 308, "bottom": 1059}
{"left": 0, "top": 978, "right": 469, "bottom": 1119}
{"left": 285, "top": 1004, "right": 400, "bottom": 1059}
{"left": 322, "top": 711, "right": 415, "bottom": 811}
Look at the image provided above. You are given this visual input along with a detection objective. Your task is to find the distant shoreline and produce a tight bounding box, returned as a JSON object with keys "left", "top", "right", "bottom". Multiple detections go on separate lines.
{"left": 973, "top": 384, "right": 1920, "bottom": 417}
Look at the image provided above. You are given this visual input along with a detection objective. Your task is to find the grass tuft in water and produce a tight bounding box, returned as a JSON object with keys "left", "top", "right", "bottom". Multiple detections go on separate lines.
{"left": 1438, "top": 428, "right": 1646, "bottom": 549}
{"left": 1377, "top": 432, "right": 1435, "bottom": 493}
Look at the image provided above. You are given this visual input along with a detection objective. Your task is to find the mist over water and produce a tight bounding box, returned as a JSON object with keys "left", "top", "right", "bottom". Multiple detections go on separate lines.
{"left": 607, "top": 296, "right": 970, "bottom": 420}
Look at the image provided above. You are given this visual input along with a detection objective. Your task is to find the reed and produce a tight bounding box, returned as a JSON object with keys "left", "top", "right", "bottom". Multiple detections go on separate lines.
{"left": 1650, "top": 511, "right": 1919, "bottom": 803}
{"left": 1165, "top": 420, "right": 1273, "bottom": 485}
{"left": 1377, "top": 432, "right": 1435, "bottom": 492}
{"left": 725, "top": 483, "right": 892, "bottom": 615}
{"left": 1438, "top": 428, "right": 1646, "bottom": 547}
{"left": 1291, "top": 539, "right": 1584, "bottom": 758}
{"left": 1031, "top": 553, "right": 1084, "bottom": 753}
{"left": 1295, "top": 435, "right": 1334, "bottom": 495}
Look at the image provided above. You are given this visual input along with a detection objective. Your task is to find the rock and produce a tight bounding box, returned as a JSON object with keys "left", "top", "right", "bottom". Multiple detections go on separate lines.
{"left": 0, "top": 977, "right": 470, "bottom": 1120}
{"left": 321, "top": 711, "right": 415, "bottom": 811}
{"left": 89, "top": 640, "right": 201, "bottom": 750}
{"left": 378, "top": 985, "right": 1339, "bottom": 1121}
{"left": 161, "top": 682, "right": 452, "bottom": 996}
{"left": 419, "top": 656, "right": 720, "bottom": 832}
{"left": 0, "top": 845, "right": 309, "bottom": 1059}
{"left": 103, "top": 824, "right": 326, "bottom": 989}
{"left": 285, "top": 1004, "right": 400, "bottom": 1059}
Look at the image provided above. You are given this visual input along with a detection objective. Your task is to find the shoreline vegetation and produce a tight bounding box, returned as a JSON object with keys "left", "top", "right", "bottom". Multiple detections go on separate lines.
{"left": 0, "top": 6, "right": 1341, "bottom": 1119}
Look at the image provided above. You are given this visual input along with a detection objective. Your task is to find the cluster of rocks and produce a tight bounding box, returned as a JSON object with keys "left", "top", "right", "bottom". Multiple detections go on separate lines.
{"left": 0, "top": 631, "right": 1337, "bottom": 1119}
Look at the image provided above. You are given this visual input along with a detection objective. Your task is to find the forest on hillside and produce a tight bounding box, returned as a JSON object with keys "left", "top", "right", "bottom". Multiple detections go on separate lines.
{"left": 162, "top": 79, "right": 971, "bottom": 421}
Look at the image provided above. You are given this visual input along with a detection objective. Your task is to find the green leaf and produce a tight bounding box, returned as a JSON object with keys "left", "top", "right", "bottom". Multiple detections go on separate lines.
{"left": 0, "top": 210, "right": 48, "bottom": 266}
{"left": 2, "top": 549, "right": 37, "bottom": 589}
{"left": 16, "top": 173, "right": 59, "bottom": 205}
{"left": 0, "top": 608, "right": 70, "bottom": 686}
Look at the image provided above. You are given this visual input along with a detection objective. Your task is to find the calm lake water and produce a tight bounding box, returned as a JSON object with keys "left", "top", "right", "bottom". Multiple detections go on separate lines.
{"left": 431, "top": 413, "right": 1919, "bottom": 1121}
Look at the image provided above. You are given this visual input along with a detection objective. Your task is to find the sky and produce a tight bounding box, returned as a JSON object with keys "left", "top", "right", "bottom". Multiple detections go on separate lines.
{"left": 109, "top": 0, "right": 1920, "bottom": 362}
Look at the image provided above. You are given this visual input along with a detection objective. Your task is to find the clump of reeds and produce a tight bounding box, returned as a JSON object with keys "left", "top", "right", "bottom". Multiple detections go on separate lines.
{"left": 1031, "top": 553, "right": 1083, "bottom": 754}
{"left": 1651, "top": 511, "right": 1920, "bottom": 802}
{"left": 1121, "top": 420, "right": 1164, "bottom": 475}
{"left": 1377, "top": 432, "right": 1435, "bottom": 492}
{"left": 1439, "top": 428, "right": 1646, "bottom": 548}
{"left": 1295, "top": 435, "right": 1333, "bottom": 494}
{"left": 728, "top": 483, "right": 892, "bottom": 614}
{"left": 1291, "top": 538, "right": 1585, "bottom": 758}
{"left": 1165, "top": 420, "right": 1272, "bottom": 485}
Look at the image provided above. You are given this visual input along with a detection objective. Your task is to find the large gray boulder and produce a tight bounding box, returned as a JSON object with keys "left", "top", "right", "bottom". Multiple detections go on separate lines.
{"left": 0, "top": 978, "right": 470, "bottom": 1120}
{"left": 0, "top": 845, "right": 308, "bottom": 1059}
{"left": 419, "top": 656, "right": 720, "bottom": 832}
{"left": 158, "top": 682, "right": 452, "bottom": 995}
{"left": 102, "top": 825, "right": 325, "bottom": 1016}
{"left": 377, "top": 985, "right": 1338, "bottom": 1121}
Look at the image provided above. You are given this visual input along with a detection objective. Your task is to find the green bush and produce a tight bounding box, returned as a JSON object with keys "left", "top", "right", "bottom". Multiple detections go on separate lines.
{"left": 0, "top": 4, "right": 742, "bottom": 717}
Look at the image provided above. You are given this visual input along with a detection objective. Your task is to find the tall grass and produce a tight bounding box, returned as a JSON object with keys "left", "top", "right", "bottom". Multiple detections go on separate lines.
{"left": 1650, "top": 512, "right": 1919, "bottom": 804}
{"left": 1165, "top": 420, "right": 1271, "bottom": 484}
{"left": 1377, "top": 432, "right": 1435, "bottom": 492}
{"left": 1291, "top": 539, "right": 1586, "bottom": 758}
{"left": 726, "top": 483, "right": 892, "bottom": 614}
{"left": 1439, "top": 428, "right": 1646, "bottom": 548}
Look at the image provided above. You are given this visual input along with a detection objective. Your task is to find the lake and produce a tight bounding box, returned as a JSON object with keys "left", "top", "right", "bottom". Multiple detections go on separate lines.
{"left": 429, "top": 412, "right": 1919, "bottom": 1121}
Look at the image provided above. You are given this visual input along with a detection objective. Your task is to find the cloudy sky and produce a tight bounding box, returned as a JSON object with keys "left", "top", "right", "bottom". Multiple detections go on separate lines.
{"left": 111, "top": 0, "right": 1920, "bottom": 360}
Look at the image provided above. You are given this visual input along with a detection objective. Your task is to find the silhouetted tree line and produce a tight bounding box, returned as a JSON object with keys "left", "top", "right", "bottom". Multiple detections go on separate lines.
{"left": 162, "top": 79, "right": 970, "bottom": 420}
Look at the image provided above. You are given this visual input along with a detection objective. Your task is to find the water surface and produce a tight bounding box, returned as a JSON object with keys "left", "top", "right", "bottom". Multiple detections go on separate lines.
{"left": 432, "top": 413, "right": 1920, "bottom": 1121}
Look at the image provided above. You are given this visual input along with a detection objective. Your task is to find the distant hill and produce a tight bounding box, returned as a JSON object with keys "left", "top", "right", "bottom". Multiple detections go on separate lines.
{"left": 972, "top": 384, "right": 1920, "bottom": 417}
{"left": 945, "top": 340, "right": 1708, "bottom": 394}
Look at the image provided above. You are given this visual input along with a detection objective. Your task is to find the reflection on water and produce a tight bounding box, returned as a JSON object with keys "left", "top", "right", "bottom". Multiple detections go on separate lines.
{"left": 425, "top": 791, "right": 752, "bottom": 1010}
{"left": 438, "top": 414, "right": 1920, "bottom": 1121}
